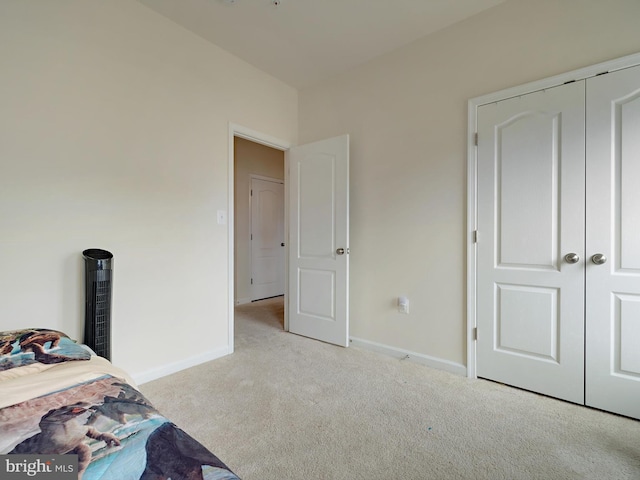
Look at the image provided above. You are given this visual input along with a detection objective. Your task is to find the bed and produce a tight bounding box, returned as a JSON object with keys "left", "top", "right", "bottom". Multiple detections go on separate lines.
{"left": 0, "top": 328, "right": 240, "bottom": 480}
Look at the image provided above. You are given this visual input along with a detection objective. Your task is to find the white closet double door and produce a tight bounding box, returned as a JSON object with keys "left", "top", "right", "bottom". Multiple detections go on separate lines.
{"left": 476, "top": 64, "right": 640, "bottom": 420}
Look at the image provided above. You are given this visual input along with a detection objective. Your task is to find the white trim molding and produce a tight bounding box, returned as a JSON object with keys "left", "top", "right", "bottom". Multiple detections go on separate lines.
{"left": 250, "top": 174, "right": 284, "bottom": 184}
{"left": 466, "top": 51, "right": 640, "bottom": 380}
{"left": 350, "top": 336, "right": 467, "bottom": 377}
{"left": 132, "top": 346, "right": 231, "bottom": 385}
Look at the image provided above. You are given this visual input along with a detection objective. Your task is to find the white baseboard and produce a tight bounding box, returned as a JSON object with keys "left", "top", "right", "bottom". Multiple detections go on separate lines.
{"left": 349, "top": 336, "right": 467, "bottom": 376}
{"left": 235, "top": 297, "right": 251, "bottom": 305}
{"left": 132, "top": 346, "right": 231, "bottom": 385}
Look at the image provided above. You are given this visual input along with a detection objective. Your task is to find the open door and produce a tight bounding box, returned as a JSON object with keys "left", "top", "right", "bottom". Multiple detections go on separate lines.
{"left": 287, "top": 135, "right": 349, "bottom": 347}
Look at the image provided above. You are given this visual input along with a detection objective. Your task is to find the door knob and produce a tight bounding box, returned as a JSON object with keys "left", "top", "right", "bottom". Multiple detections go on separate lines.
{"left": 336, "top": 248, "right": 345, "bottom": 255}
{"left": 592, "top": 253, "right": 607, "bottom": 265}
{"left": 281, "top": 243, "right": 285, "bottom": 247}
{"left": 564, "top": 253, "right": 580, "bottom": 264}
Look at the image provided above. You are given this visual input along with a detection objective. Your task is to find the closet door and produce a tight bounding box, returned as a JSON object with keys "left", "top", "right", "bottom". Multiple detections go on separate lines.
{"left": 476, "top": 82, "right": 586, "bottom": 403}
{"left": 585, "top": 64, "right": 640, "bottom": 419}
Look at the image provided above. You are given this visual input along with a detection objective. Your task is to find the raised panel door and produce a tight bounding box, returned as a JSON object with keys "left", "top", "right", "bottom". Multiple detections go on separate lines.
{"left": 585, "top": 64, "right": 640, "bottom": 419}
{"left": 476, "top": 82, "right": 586, "bottom": 403}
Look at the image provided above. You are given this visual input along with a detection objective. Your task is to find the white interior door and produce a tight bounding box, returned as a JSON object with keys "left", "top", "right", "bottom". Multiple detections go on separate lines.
{"left": 251, "top": 177, "right": 285, "bottom": 301}
{"left": 476, "top": 82, "right": 586, "bottom": 403}
{"left": 585, "top": 64, "right": 640, "bottom": 419}
{"left": 287, "top": 135, "right": 349, "bottom": 347}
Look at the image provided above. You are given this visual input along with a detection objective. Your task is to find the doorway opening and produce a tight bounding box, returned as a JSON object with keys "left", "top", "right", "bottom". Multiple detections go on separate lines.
{"left": 234, "top": 138, "right": 285, "bottom": 305}
{"left": 228, "top": 125, "right": 350, "bottom": 352}
{"left": 228, "top": 124, "right": 291, "bottom": 353}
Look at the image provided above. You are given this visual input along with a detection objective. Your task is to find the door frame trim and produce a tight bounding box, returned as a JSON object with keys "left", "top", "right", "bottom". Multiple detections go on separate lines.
{"left": 228, "top": 123, "right": 292, "bottom": 353}
{"left": 466, "top": 51, "right": 640, "bottom": 379}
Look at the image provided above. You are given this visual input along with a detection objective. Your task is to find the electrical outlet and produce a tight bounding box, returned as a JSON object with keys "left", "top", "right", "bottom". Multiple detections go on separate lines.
{"left": 398, "top": 296, "right": 409, "bottom": 314}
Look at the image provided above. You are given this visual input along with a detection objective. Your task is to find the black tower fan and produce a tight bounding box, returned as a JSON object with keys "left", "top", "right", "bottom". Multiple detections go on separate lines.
{"left": 83, "top": 249, "right": 113, "bottom": 360}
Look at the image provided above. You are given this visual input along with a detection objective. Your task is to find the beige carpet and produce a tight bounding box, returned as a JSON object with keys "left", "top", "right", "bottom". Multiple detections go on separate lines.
{"left": 141, "top": 297, "right": 640, "bottom": 479}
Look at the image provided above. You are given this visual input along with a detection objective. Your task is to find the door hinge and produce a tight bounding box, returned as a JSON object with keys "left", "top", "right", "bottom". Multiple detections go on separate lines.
{"left": 251, "top": 278, "right": 253, "bottom": 285}
{"left": 250, "top": 189, "right": 253, "bottom": 196}
{"left": 250, "top": 234, "right": 253, "bottom": 240}
{"left": 473, "top": 230, "right": 478, "bottom": 243}
{"left": 474, "top": 132, "right": 478, "bottom": 146}
{"left": 473, "top": 327, "right": 477, "bottom": 341}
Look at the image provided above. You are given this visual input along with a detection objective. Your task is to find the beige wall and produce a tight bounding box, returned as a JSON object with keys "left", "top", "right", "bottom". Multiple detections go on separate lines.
{"left": 234, "top": 137, "right": 284, "bottom": 303}
{"left": 298, "top": 0, "right": 640, "bottom": 367}
{"left": 4, "top": 0, "right": 640, "bottom": 381}
{"left": 0, "top": 0, "right": 297, "bottom": 380}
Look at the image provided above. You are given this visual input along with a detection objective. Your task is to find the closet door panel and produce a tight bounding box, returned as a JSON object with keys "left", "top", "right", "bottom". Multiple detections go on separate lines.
{"left": 586, "top": 64, "right": 640, "bottom": 420}
{"left": 476, "top": 82, "right": 586, "bottom": 403}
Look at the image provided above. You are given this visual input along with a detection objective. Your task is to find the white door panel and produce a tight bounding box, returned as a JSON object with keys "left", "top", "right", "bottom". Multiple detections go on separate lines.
{"left": 288, "top": 135, "right": 349, "bottom": 347}
{"left": 251, "top": 178, "right": 285, "bottom": 301}
{"left": 585, "top": 64, "right": 640, "bottom": 419}
{"left": 477, "top": 82, "right": 586, "bottom": 404}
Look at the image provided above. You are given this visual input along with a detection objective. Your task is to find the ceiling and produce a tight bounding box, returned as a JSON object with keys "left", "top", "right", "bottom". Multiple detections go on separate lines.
{"left": 139, "top": 0, "right": 506, "bottom": 89}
